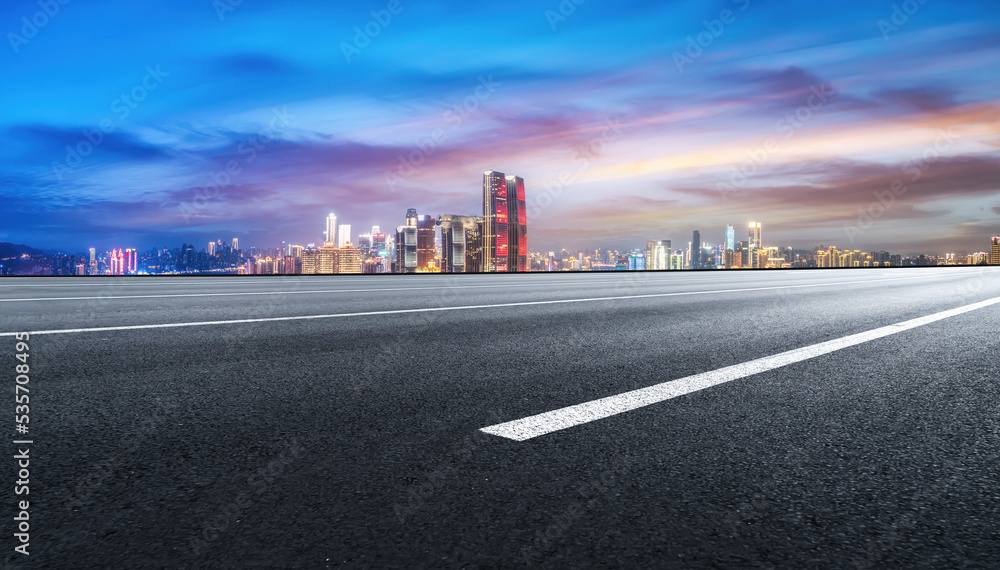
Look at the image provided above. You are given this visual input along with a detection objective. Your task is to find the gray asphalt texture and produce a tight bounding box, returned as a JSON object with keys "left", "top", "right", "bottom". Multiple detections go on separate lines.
{"left": 3, "top": 267, "right": 1000, "bottom": 568}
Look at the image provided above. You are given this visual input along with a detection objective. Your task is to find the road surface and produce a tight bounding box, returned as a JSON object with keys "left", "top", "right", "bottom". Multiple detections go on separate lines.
{"left": 2, "top": 267, "right": 999, "bottom": 567}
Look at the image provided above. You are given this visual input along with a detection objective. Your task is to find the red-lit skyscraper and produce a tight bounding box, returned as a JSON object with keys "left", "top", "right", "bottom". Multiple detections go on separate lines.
{"left": 124, "top": 248, "right": 137, "bottom": 274}
{"left": 110, "top": 248, "right": 125, "bottom": 275}
{"left": 483, "top": 170, "right": 509, "bottom": 272}
{"left": 505, "top": 175, "right": 527, "bottom": 272}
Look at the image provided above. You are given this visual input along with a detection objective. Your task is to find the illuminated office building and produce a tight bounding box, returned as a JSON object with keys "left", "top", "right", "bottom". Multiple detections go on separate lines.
{"left": 645, "top": 240, "right": 672, "bottom": 270}
{"left": 232, "top": 238, "right": 239, "bottom": 250}
{"left": 992, "top": 237, "right": 1000, "bottom": 265}
{"left": 725, "top": 224, "right": 735, "bottom": 268}
{"left": 337, "top": 224, "right": 351, "bottom": 248}
{"left": 325, "top": 213, "right": 337, "bottom": 245}
{"left": 483, "top": 170, "right": 509, "bottom": 272}
{"left": 88, "top": 247, "right": 96, "bottom": 275}
{"left": 357, "top": 233, "right": 373, "bottom": 256}
{"left": 691, "top": 230, "right": 701, "bottom": 269}
{"left": 335, "top": 247, "right": 363, "bottom": 274}
{"left": 109, "top": 248, "right": 125, "bottom": 275}
{"left": 208, "top": 241, "right": 216, "bottom": 256}
{"left": 372, "top": 232, "right": 387, "bottom": 254}
{"left": 748, "top": 222, "right": 762, "bottom": 268}
{"left": 417, "top": 215, "right": 436, "bottom": 270}
{"left": 124, "top": 248, "right": 137, "bottom": 274}
{"left": 505, "top": 175, "right": 528, "bottom": 272}
{"left": 395, "top": 209, "right": 419, "bottom": 273}
{"left": 438, "top": 214, "right": 484, "bottom": 273}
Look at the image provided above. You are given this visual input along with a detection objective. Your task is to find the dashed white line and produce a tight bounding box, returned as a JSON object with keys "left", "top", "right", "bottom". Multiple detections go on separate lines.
{"left": 0, "top": 274, "right": 942, "bottom": 336}
{"left": 479, "top": 294, "right": 1000, "bottom": 441}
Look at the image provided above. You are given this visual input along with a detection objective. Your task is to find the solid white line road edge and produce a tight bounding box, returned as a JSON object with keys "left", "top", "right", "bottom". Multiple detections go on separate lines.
{"left": 0, "top": 275, "right": 938, "bottom": 336}
{"left": 480, "top": 294, "right": 1000, "bottom": 441}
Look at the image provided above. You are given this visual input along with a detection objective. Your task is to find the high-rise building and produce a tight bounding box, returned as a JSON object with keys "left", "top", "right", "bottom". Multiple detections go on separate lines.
{"left": 645, "top": 240, "right": 671, "bottom": 270}
{"left": 88, "top": 247, "right": 96, "bottom": 275}
{"left": 337, "top": 224, "right": 351, "bottom": 248}
{"left": 110, "top": 248, "right": 125, "bottom": 275}
{"left": 505, "top": 175, "right": 528, "bottom": 272}
{"left": 395, "top": 209, "right": 419, "bottom": 273}
{"left": 725, "top": 224, "right": 735, "bottom": 268}
{"left": 483, "top": 170, "right": 509, "bottom": 272}
{"left": 124, "top": 249, "right": 137, "bottom": 274}
{"left": 991, "top": 237, "right": 1000, "bottom": 265}
{"left": 335, "top": 246, "right": 363, "bottom": 274}
{"left": 232, "top": 238, "right": 239, "bottom": 250}
{"left": 371, "top": 225, "right": 380, "bottom": 235}
{"left": 438, "top": 215, "right": 484, "bottom": 273}
{"left": 748, "top": 222, "right": 762, "bottom": 268}
{"left": 691, "top": 230, "right": 701, "bottom": 269}
{"left": 357, "top": 233, "right": 373, "bottom": 257}
{"left": 325, "top": 213, "right": 337, "bottom": 245}
{"left": 207, "top": 241, "right": 216, "bottom": 256}
{"left": 416, "top": 215, "right": 436, "bottom": 270}
{"left": 372, "top": 232, "right": 387, "bottom": 256}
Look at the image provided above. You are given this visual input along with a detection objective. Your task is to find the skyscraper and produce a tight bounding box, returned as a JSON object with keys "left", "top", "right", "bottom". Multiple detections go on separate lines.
{"left": 337, "top": 224, "right": 351, "bottom": 248}
{"left": 438, "top": 215, "right": 484, "bottom": 273}
{"left": 725, "top": 224, "right": 735, "bottom": 268}
{"left": 325, "top": 213, "right": 337, "bottom": 245}
{"left": 691, "top": 230, "right": 701, "bottom": 269}
{"left": 991, "top": 236, "right": 1000, "bottom": 265}
{"left": 395, "top": 209, "right": 419, "bottom": 273}
{"left": 416, "top": 215, "right": 436, "bottom": 270}
{"left": 505, "top": 175, "right": 528, "bottom": 272}
{"left": 88, "top": 247, "right": 96, "bottom": 275}
{"left": 748, "top": 222, "right": 762, "bottom": 268}
{"left": 645, "top": 240, "right": 671, "bottom": 270}
{"left": 207, "top": 241, "right": 216, "bottom": 256}
{"left": 232, "top": 238, "right": 239, "bottom": 250}
{"left": 372, "top": 232, "right": 387, "bottom": 256}
{"left": 483, "top": 170, "right": 509, "bottom": 272}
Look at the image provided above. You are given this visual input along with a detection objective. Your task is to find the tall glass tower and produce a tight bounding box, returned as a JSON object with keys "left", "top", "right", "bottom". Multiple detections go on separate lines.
{"left": 749, "top": 222, "right": 762, "bottom": 268}
{"left": 325, "top": 213, "right": 337, "bottom": 245}
{"left": 483, "top": 171, "right": 509, "bottom": 272}
{"left": 505, "top": 175, "right": 528, "bottom": 272}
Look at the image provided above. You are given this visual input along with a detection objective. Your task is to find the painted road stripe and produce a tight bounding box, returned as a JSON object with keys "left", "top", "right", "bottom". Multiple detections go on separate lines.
{"left": 480, "top": 295, "right": 1000, "bottom": 442}
{"left": 0, "top": 273, "right": 941, "bottom": 302}
{"left": 0, "top": 274, "right": 943, "bottom": 336}
{"left": 0, "top": 279, "right": 616, "bottom": 302}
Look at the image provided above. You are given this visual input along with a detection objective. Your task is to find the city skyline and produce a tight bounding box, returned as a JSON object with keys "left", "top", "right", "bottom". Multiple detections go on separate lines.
{"left": 1, "top": 2, "right": 998, "bottom": 254}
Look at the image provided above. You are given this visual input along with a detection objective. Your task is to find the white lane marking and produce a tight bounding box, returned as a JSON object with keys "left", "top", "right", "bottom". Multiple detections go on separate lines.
{"left": 0, "top": 272, "right": 945, "bottom": 302}
{"left": 0, "top": 278, "right": 646, "bottom": 302}
{"left": 480, "top": 295, "right": 1000, "bottom": 442}
{"left": 0, "top": 274, "right": 943, "bottom": 336}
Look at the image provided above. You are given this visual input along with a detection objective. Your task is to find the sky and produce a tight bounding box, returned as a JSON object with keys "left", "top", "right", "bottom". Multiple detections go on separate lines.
{"left": 1, "top": 0, "right": 999, "bottom": 255}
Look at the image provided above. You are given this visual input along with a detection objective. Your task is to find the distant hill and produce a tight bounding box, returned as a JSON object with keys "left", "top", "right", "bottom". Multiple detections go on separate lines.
{"left": 0, "top": 242, "right": 48, "bottom": 258}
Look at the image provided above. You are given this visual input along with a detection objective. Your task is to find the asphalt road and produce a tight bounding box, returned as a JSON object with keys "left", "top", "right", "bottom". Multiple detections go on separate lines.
{"left": 3, "top": 267, "right": 1000, "bottom": 568}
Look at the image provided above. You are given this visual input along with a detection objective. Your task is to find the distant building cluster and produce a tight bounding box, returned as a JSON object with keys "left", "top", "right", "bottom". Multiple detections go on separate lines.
{"left": 4, "top": 176, "right": 1000, "bottom": 276}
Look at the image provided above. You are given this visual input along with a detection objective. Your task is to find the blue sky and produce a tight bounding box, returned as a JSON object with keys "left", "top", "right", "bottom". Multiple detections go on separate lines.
{"left": 2, "top": 0, "right": 999, "bottom": 254}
